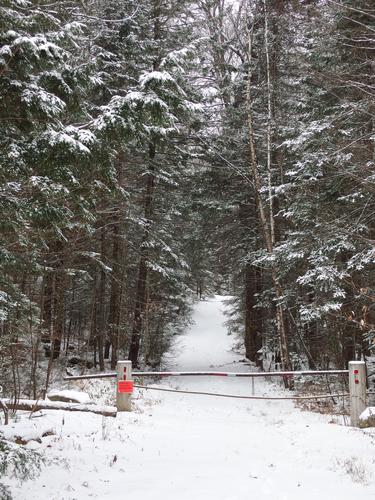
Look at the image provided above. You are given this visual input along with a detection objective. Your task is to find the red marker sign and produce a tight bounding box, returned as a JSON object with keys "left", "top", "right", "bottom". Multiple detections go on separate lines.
{"left": 118, "top": 380, "right": 134, "bottom": 394}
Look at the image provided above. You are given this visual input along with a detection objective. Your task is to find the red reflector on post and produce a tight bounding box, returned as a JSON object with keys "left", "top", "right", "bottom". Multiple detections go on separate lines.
{"left": 118, "top": 380, "right": 134, "bottom": 393}
{"left": 354, "top": 369, "right": 359, "bottom": 374}
{"left": 355, "top": 379, "right": 359, "bottom": 384}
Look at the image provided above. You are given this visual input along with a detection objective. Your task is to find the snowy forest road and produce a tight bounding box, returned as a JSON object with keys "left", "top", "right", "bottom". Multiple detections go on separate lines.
{"left": 7, "top": 296, "right": 375, "bottom": 500}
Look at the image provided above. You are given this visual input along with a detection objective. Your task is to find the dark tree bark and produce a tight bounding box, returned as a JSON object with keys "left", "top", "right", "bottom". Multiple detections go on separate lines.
{"left": 105, "top": 153, "right": 125, "bottom": 368}
{"left": 108, "top": 220, "right": 122, "bottom": 368}
{"left": 51, "top": 247, "right": 66, "bottom": 360}
{"left": 244, "top": 265, "right": 262, "bottom": 366}
{"left": 128, "top": 0, "right": 161, "bottom": 366}
{"left": 128, "top": 142, "right": 156, "bottom": 366}
{"left": 96, "top": 227, "right": 107, "bottom": 371}
{"left": 42, "top": 273, "right": 53, "bottom": 343}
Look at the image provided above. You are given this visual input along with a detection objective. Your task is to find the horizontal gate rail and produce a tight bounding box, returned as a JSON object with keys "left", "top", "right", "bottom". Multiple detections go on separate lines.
{"left": 64, "top": 369, "right": 349, "bottom": 381}
{"left": 65, "top": 372, "right": 117, "bottom": 380}
{"left": 134, "top": 384, "right": 350, "bottom": 401}
{"left": 134, "top": 369, "right": 349, "bottom": 377}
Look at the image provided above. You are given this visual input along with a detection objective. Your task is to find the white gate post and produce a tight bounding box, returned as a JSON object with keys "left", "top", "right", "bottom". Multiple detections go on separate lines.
{"left": 116, "top": 360, "right": 133, "bottom": 412}
{"left": 349, "top": 361, "right": 366, "bottom": 427}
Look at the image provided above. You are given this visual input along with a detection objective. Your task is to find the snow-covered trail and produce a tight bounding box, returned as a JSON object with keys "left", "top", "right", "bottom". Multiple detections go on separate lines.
{"left": 6, "top": 296, "right": 375, "bottom": 500}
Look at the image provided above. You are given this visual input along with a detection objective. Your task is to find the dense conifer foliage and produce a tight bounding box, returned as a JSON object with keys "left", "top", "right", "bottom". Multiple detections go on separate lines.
{"left": 0, "top": 0, "right": 374, "bottom": 399}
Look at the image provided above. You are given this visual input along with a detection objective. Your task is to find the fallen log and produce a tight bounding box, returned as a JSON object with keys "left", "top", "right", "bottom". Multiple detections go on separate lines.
{"left": 1, "top": 399, "right": 116, "bottom": 417}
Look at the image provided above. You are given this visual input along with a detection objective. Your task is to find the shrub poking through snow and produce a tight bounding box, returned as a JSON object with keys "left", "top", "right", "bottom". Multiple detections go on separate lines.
{"left": 359, "top": 407, "right": 375, "bottom": 428}
{"left": 0, "top": 433, "right": 44, "bottom": 499}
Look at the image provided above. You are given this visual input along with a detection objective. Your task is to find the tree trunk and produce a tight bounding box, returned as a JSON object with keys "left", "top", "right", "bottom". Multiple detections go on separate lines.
{"left": 128, "top": 142, "right": 156, "bottom": 366}
{"left": 42, "top": 272, "right": 53, "bottom": 343}
{"left": 51, "top": 265, "right": 65, "bottom": 360}
{"left": 96, "top": 227, "right": 107, "bottom": 371}
{"left": 106, "top": 153, "right": 125, "bottom": 368}
{"left": 245, "top": 9, "right": 292, "bottom": 385}
{"left": 244, "top": 265, "right": 262, "bottom": 364}
{"left": 128, "top": 0, "right": 161, "bottom": 366}
{"left": 108, "top": 220, "right": 122, "bottom": 369}
{"left": 45, "top": 244, "right": 66, "bottom": 394}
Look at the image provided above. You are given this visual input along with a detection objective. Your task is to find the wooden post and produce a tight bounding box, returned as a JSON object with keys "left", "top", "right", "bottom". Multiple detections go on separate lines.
{"left": 349, "top": 361, "right": 366, "bottom": 427}
{"left": 116, "top": 360, "right": 133, "bottom": 412}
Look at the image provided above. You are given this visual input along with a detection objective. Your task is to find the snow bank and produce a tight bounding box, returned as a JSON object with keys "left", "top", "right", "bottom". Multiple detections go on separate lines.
{"left": 0, "top": 421, "right": 54, "bottom": 444}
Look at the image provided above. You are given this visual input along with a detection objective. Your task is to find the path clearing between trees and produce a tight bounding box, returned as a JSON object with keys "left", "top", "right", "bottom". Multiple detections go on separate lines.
{"left": 6, "top": 296, "right": 375, "bottom": 499}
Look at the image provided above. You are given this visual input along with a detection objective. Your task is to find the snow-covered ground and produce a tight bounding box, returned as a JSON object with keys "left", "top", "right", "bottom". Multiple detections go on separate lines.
{"left": 3, "top": 296, "right": 375, "bottom": 499}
